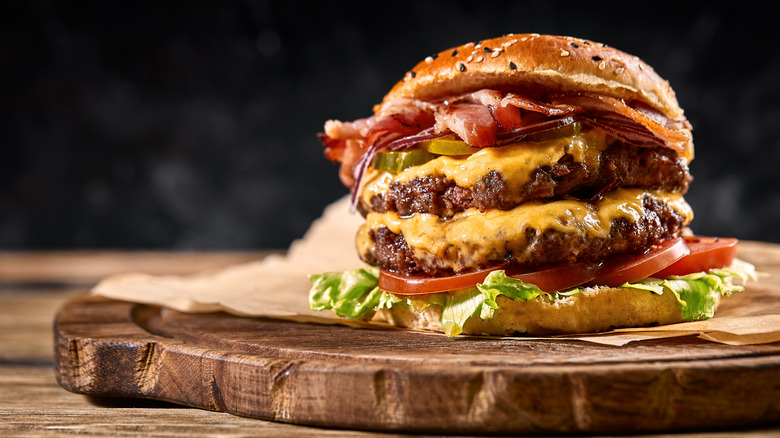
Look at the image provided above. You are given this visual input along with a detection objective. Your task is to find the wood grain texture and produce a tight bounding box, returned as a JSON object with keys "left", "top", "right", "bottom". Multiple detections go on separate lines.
{"left": 2, "top": 248, "right": 778, "bottom": 437}
{"left": 0, "top": 367, "right": 409, "bottom": 438}
{"left": 0, "top": 251, "right": 413, "bottom": 438}
{"left": 0, "top": 250, "right": 272, "bottom": 284}
{"left": 54, "top": 292, "right": 780, "bottom": 435}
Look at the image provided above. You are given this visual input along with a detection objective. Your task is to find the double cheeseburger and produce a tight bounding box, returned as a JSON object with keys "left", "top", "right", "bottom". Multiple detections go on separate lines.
{"left": 309, "top": 34, "right": 755, "bottom": 336}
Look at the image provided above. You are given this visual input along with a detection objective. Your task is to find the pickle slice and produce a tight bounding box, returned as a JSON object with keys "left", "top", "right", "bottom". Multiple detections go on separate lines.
{"left": 373, "top": 122, "right": 584, "bottom": 173}
{"left": 420, "top": 137, "right": 480, "bottom": 155}
{"left": 525, "top": 121, "right": 583, "bottom": 142}
{"left": 419, "top": 122, "right": 583, "bottom": 156}
{"left": 373, "top": 148, "right": 436, "bottom": 173}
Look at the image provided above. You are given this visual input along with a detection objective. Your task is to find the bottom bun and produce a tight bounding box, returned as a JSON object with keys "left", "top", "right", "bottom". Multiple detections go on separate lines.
{"left": 373, "top": 286, "right": 720, "bottom": 336}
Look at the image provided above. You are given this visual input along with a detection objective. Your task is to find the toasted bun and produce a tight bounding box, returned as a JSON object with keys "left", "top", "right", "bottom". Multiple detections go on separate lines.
{"left": 379, "top": 34, "right": 684, "bottom": 121}
{"left": 374, "top": 286, "right": 718, "bottom": 336}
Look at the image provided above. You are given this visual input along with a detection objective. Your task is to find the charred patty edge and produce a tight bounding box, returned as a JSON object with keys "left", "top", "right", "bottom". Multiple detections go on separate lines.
{"left": 365, "top": 143, "right": 690, "bottom": 218}
{"left": 363, "top": 194, "right": 690, "bottom": 276}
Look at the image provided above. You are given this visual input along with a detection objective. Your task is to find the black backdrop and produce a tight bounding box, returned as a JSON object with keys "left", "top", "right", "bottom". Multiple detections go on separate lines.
{"left": 3, "top": 1, "right": 780, "bottom": 250}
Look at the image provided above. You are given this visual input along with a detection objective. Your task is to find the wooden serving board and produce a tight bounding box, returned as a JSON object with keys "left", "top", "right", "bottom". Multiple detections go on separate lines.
{"left": 54, "top": 291, "right": 780, "bottom": 435}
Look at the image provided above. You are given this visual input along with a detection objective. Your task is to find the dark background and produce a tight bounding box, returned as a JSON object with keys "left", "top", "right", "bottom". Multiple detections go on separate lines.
{"left": 2, "top": 1, "right": 779, "bottom": 250}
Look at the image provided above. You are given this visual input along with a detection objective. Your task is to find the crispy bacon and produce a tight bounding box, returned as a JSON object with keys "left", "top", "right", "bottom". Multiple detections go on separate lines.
{"left": 324, "top": 118, "right": 371, "bottom": 140}
{"left": 468, "top": 90, "right": 526, "bottom": 133}
{"left": 321, "top": 102, "right": 435, "bottom": 189}
{"left": 318, "top": 132, "right": 344, "bottom": 163}
{"left": 325, "top": 101, "right": 435, "bottom": 142}
{"left": 550, "top": 92, "right": 693, "bottom": 160}
{"left": 318, "top": 89, "right": 693, "bottom": 204}
{"left": 430, "top": 90, "right": 529, "bottom": 146}
{"left": 338, "top": 139, "right": 363, "bottom": 187}
{"left": 501, "top": 93, "right": 579, "bottom": 117}
{"left": 435, "top": 103, "right": 497, "bottom": 147}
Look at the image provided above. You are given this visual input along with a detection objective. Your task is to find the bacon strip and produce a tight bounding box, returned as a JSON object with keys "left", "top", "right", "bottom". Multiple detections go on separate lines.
{"left": 319, "top": 89, "right": 693, "bottom": 198}
{"left": 322, "top": 102, "right": 436, "bottom": 189}
{"left": 431, "top": 90, "right": 566, "bottom": 146}
{"left": 501, "top": 93, "right": 579, "bottom": 117}
{"left": 435, "top": 103, "right": 497, "bottom": 147}
{"left": 550, "top": 92, "right": 692, "bottom": 161}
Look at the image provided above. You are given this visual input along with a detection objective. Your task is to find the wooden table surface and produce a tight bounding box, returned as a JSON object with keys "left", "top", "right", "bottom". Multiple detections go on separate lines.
{"left": 2, "top": 250, "right": 780, "bottom": 437}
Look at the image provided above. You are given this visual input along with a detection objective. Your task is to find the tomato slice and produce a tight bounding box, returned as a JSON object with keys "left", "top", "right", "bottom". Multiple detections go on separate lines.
{"left": 378, "top": 263, "right": 599, "bottom": 295}
{"left": 588, "top": 237, "right": 689, "bottom": 287}
{"left": 506, "top": 263, "right": 599, "bottom": 292}
{"left": 653, "top": 236, "right": 738, "bottom": 278}
{"left": 377, "top": 236, "right": 736, "bottom": 296}
{"left": 378, "top": 267, "right": 494, "bottom": 295}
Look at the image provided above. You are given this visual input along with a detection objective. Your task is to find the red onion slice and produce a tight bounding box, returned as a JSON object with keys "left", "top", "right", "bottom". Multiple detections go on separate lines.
{"left": 385, "top": 128, "right": 451, "bottom": 151}
{"left": 580, "top": 115, "right": 666, "bottom": 147}
{"left": 349, "top": 128, "right": 451, "bottom": 211}
{"left": 495, "top": 115, "right": 579, "bottom": 145}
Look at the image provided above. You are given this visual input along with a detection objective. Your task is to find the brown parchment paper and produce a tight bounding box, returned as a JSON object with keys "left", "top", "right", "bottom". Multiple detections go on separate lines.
{"left": 92, "top": 196, "right": 780, "bottom": 346}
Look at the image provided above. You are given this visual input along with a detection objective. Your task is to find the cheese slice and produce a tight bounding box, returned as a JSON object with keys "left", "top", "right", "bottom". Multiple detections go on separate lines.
{"left": 359, "top": 130, "right": 609, "bottom": 208}
{"left": 357, "top": 188, "right": 693, "bottom": 272}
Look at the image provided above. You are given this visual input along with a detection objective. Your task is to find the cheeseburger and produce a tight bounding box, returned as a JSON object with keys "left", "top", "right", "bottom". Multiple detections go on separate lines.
{"left": 309, "top": 34, "right": 756, "bottom": 336}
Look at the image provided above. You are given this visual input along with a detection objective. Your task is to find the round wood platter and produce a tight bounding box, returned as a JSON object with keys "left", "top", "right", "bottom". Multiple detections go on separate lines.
{"left": 53, "top": 242, "right": 780, "bottom": 435}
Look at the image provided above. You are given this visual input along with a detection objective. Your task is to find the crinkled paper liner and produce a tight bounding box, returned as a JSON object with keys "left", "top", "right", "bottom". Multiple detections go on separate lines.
{"left": 93, "top": 196, "right": 780, "bottom": 346}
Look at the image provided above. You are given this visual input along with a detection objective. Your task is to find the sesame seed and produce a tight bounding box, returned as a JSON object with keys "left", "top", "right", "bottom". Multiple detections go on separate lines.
{"left": 592, "top": 56, "right": 603, "bottom": 62}
{"left": 459, "top": 62, "right": 466, "bottom": 72}
{"left": 476, "top": 56, "right": 484, "bottom": 62}
{"left": 466, "top": 55, "right": 474, "bottom": 62}
{"left": 483, "top": 46, "right": 491, "bottom": 53}
{"left": 570, "top": 42, "right": 580, "bottom": 49}
{"left": 509, "top": 61, "right": 517, "bottom": 70}
{"left": 615, "top": 67, "right": 625, "bottom": 74}
{"left": 451, "top": 49, "right": 459, "bottom": 57}
{"left": 561, "top": 50, "right": 570, "bottom": 57}
{"left": 491, "top": 50, "right": 501, "bottom": 58}
{"left": 410, "top": 71, "right": 416, "bottom": 78}
{"left": 598, "top": 61, "right": 606, "bottom": 70}
{"left": 424, "top": 56, "right": 434, "bottom": 64}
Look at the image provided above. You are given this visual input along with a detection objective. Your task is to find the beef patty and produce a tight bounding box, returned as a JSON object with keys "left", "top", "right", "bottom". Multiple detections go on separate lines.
{"left": 362, "top": 193, "right": 691, "bottom": 276}
{"left": 365, "top": 143, "right": 690, "bottom": 218}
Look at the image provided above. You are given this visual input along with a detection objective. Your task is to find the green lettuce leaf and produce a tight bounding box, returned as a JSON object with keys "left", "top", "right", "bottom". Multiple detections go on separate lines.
{"left": 435, "top": 289, "right": 483, "bottom": 337}
{"left": 477, "top": 270, "right": 546, "bottom": 318}
{"left": 308, "top": 266, "right": 383, "bottom": 320}
{"left": 308, "top": 260, "right": 759, "bottom": 335}
{"left": 620, "top": 259, "right": 758, "bottom": 320}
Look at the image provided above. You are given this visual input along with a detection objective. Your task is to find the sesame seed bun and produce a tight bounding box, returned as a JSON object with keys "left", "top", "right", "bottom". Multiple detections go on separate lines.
{"left": 379, "top": 34, "right": 685, "bottom": 122}
{"left": 374, "top": 285, "right": 718, "bottom": 337}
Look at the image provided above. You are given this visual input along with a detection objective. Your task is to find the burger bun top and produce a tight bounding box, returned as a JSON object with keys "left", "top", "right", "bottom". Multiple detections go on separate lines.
{"left": 380, "top": 34, "right": 684, "bottom": 121}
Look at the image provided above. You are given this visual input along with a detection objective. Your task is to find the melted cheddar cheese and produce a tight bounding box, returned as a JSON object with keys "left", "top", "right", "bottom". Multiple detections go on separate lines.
{"left": 359, "top": 130, "right": 609, "bottom": 208}
{"left": 357, "top": 188, "right": 693, "bottom": 272}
